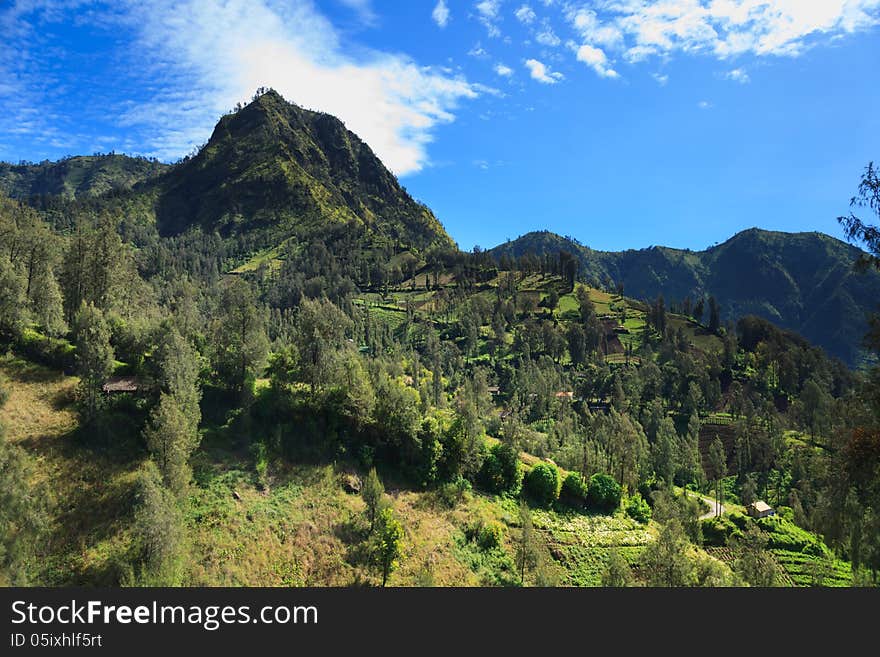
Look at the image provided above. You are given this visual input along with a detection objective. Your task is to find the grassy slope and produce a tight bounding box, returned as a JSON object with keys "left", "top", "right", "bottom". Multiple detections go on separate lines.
{"left": 3, "top": 354, "right": 848, "bottom": 587}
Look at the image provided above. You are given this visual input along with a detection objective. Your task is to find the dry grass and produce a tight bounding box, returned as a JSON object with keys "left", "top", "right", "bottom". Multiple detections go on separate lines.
{"left": 0, "top": 356, "right": 146, "bottom": 585}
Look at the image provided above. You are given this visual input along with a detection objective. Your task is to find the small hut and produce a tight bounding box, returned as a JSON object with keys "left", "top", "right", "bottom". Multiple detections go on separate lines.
{"left": 102, "top": 376, "right": 143, "bottom": 395}
{"left": 747, "top": 501, "right": 776, "bottom": 519}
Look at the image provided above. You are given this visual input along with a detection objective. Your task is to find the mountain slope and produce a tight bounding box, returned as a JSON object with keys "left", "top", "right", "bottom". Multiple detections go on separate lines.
{"left": 0, "top": 154, "right": 169, "bottom": 200}
{"left": 144, "top": 89, "right": 452, "bottom": 250}
{"left": 490, "top": 228, "right": 880, "bottom": 366}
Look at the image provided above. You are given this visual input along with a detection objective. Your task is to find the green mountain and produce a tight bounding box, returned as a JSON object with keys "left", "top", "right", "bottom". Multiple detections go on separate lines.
{"left": 490, "top": 228, "right": 880, "bottom": 366}
{"left": 142, "top": 89, "right": 453, "bottom": 251}
{"left": 0, "top": 154, "right": 169, "bottom": 200}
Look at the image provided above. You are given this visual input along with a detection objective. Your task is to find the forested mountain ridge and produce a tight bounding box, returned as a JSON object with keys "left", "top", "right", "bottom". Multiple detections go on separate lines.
{"left": 490, "top": 228, "right": 880, "bottom": 366}
{"left": 0, "top": 154, "right": 169, "bottom": 201}
{"left": 139, "top": 89, "right": 453, "bottom": 251}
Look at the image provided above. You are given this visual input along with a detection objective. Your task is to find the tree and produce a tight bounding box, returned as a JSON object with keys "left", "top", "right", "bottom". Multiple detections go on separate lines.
{"left": 30, "top": 267, "right": 67, "bottom": 339}
{"left": 601, "top": 550, "right": 635, "bottom": 587}
{"left": 731, "top": 524, "right": 778, "bottom": 587}
{"left": 143, "top": 325, "right": 202, "bottom": 494}
{"left": 708, "top": 296, "right": 721, "bottom": 334}
{"left": 73, "top": 302, "right": 114, "bottom": 427}
{"left": 370, "top": 506, "right": 404, "bottom": 587}
{"left": 362, "top": 468, "right": 386, "bottom": 533}
{"left": 143, "top": 394, "right": 199, "bottom": 494}
{"left": 708, "top": 437, "right": 727, "bottom": 518}
{"left": 129, "top": 461, "right": 184, "bottom": 585}
{"left": 479, "top": 441, "right": 523, "bottom": 495}
{"left": 212, "top": 278, "right": 268, "bottom": 394}
{"left": 0, "top": 255, "right": 26, "bottom": 339}
{"left": 652, "top": 416, "right": 678, "bottom": 485}
{"left": 641, "top": 519, "right": 695, "bottom": 587}
{"left": 295, "top": 297, "right": 352, "bottom": 394}
{"left": 515, "top": 501, "right": 540, "bottom": 585}
{"left": 692, "top": 298, "right": 705, "bottom": 324}
{"left": 838, "top": 161, "right": 880, "bottom": 272}
{"left": 524, "top": 462, "right": 561, "bottom": 507}
{"left": 587, "top": 472, "right": 622, "bottom": 514}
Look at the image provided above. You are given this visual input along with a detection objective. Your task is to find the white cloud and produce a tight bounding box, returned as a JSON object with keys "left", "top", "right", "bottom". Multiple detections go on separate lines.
{"left": 515, "top": 4, "right": 537, "bottom": 24}
{"left": 564, "top": 0, "right": 880, "bottom": 64}
{"left": 525, "top": 58, "right": 564, "bottom": 83}
{"left": 698, "top": 99, "right": 713, "bottom": 109}
{"left": 495, "top": 63, "right": 514, "bottom": 76}
{"left": 432, "top": 0, "right": 450, "bottom": 28}
{"left": 16, "top": 0, "right": 480, "bottom": 175}
{"left": 536, "top": 21, "right": 562, "bottom": 46}
{"left": 652, "top": 72, "right": 669, "bottom": 85}
{"left": 476, "top": 0, "right": 503, "bottom": 37}
{"left": 337, "top": 0, "right": 377, "bottom": 25}
{"left": 575, "top": 44, "right": 619, "bottom": 79}
{"left": 724, "top": 67, "right": 750, "bottom": 83}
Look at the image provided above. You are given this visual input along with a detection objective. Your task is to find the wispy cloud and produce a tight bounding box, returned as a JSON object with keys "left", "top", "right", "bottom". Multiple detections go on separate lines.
{"left": 525, "top": 58, "right": 564, "bottom": 83}
{"left": 432, "top": 0, "right": 450, "bottom": 28}
{"left": 566, "top": 0, "right": 880, "bottom": 65}
{"left": 495, "top": 63, "right": 514, "bottom": 76}
{"left": 724, "top": 67, "right": 751, "bottom": 84}
{"left": 0, "top": 0, "right": 483, "bottom": 175}
{"left": 574, "top": 44, "right": 619, "bottom": 79}
{"left": 515, "top": 4, "right": 536, "bottom": 24}
{"left": 475, "top": 0, "right": 503, "bottom": 37}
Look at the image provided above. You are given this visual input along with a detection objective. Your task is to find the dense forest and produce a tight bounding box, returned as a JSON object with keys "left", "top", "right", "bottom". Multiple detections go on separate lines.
{"left": 1, "top": 91, "right": 878, "bottom": 588}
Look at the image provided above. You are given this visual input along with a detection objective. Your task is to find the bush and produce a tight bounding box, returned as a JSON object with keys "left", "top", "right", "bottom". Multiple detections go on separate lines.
{"left": 560, "top": 472, "right": 588, "bottom": 508}
{"left": 479, "top": 442, "right": 523, "bottom": 495}
{"left": 466, "top": 518, "right": 505, "bottom": 550}
{"left": 625, "top": 493, "right": 651, "bottom": 524}
{"left": 437, "top": 476, "right": 471, "bottom": 507}
{"left": 701, "top": 515, "right": 742, "bottom": 546}
{"left": 524, "top": 462, "right": 561, "bottom": 507}
{"left": 586, "top": 473, "right": 622, "bottom": 514}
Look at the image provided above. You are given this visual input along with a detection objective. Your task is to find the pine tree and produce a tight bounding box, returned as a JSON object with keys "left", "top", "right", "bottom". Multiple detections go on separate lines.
{"left": 73, "top": 302, "right": 114, "bottom": 427}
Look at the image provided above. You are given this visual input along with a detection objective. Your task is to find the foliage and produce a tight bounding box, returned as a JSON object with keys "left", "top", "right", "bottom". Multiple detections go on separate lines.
{"left": 479, "top": 441, "right": 523, "bottom": 495}
{"left": 625, "top": 493, "right": 651, "bottom": 524}
{"left": 524, "top": 462, "right": 561, "bottom": 507}
{"left": 560, "top": 472, "right": 589, "bottom": 508}
{"left": 587, "top": 473, "right": 622, "bottom": 514}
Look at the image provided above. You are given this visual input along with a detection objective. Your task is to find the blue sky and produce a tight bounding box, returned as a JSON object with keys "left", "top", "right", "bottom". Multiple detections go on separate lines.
{"left": 1, "top": 1, "right": 879, "bottom": 252}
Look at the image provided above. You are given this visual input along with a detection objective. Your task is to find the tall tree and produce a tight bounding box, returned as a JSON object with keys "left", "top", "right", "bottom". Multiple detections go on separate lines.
{"left": 370, "top": 506, "right": 404, "bottom": 587}
{"left": 212, "top": 277, "right": 268, "bottom": 394}
{"left": 129, "top": 460, "right": 184, "bottom": 585}
{"left": 295, "top": 297, "right": 352, "bottom": 394}
{"left": 515, "top": 501, "right": 540, "bottom": 585}
{"left": 708, "top": 437, "right": 727, "bottom": 517}
{"left": 708, "top": 296, "right": 721, "bottom": 334}
{"left": 362, "top": 468, "right": 386, "bottom": 533}
{"left": 73, "top": 302, "right": 115, "bottom": 427}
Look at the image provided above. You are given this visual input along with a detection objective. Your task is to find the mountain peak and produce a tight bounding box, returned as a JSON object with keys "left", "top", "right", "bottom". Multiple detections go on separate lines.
{"left": 145, "top": 89, "right": 452, "bottom": 251}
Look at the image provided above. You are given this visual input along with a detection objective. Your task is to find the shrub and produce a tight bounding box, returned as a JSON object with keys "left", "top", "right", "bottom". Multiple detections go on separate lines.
{"left": 437, "top": 476, "right": 471, "bottom": 507}
{"left": 701, "top": 515, "right": 742, "bottom": 546}
{"left": 466, "top": 518, "right": 505, "bottom": 550}
{"left": 625, "top": 493, "right": 651, "bottom": 524}
{"left": 560, "top": 472, "right": 589, "bottom": 508}
{"left": 587, "top": 473, "right": 622, "bottom": 514}
{"left": 479, "top": 442, "right": 523, "bottom": 495}
{"left": 524, "top": 462, "right": 561, "bottom": 507}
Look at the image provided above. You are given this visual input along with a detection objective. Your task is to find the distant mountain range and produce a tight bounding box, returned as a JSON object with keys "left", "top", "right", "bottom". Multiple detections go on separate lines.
{"left": 0, "top": 154, "right": 168, "bottom": 200}
{"left": 489, "top": 229, "right": 880, "bottom": 366}
{"left": 1, "top": 90, "right": 875, "bottom": 365}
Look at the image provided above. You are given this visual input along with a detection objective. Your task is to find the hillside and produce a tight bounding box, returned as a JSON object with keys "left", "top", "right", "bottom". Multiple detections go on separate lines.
{"left": 0, "top": 154, "right": 169, "bottom": 200}
{"left": 490, "top": 229, "right": 880, "bottom": 366}
{"left": 141, "top": 89, "right": 453, "bottom": 251}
